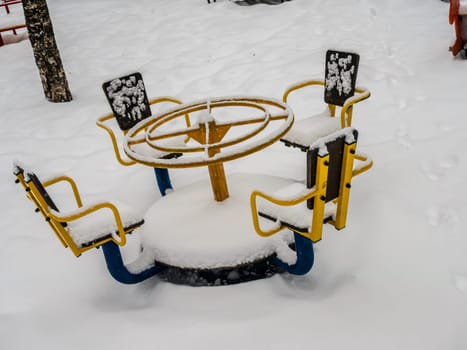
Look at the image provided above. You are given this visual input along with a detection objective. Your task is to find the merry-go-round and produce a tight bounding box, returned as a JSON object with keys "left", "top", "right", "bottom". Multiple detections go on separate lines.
{"left": 14, "top": 50, "right": 373, "bottom": 286}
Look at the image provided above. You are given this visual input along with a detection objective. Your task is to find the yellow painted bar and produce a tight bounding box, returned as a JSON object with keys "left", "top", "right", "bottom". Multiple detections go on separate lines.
{"left": 250, "top": 187, "right": 321, "bottom": 238}
{"left": 43, "top": 175, "right": 83, "bottom": 208}
{"left": 27, "top": 179, "right": 77, "bottom": 253}
{"left": 208, "top": 163, "right": 229, "bottom": 202}
{"left": 333, "top": 142, "right": 356, "bottom": 230}
{"left": 250, "top": 153, "right": 330, "bottom": 242}
{"left": 282, "top": 79, "right": 370, "bottom": 129}
{"left": 307, "top": 154, "right": 329, "bottom": 242}
{"left": 96, "top": 96, "right": 189, "bottom": 167}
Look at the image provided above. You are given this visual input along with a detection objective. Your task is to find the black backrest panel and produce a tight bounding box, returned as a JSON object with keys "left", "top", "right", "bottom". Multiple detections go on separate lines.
{"left": 324, "top": 50, "right": 360, "bottom": 107}
{"left": 13, "top": 164, "right": 24, "bottom": 176}
{"left": 306, "top": 129, "right": 358, "bottom": 210}
{"left": 27, "top": 173, "right": 60, "bottom": 212}
{"left": 102, "top": 72, "right": 152, "bottom": 131}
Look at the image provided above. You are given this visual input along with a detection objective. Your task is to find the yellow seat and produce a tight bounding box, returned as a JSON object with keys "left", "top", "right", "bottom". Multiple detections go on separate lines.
{"left": 281, "top": 50, "right": 370, "bottom": 151}
{"left": 251, "top": 128, "right": 372, "bottom": 242}
{"left": 13, "top": 164, "right": 144, "bottom": 257}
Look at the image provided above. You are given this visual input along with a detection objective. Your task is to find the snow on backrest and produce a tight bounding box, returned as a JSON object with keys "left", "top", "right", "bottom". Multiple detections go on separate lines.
{"left": 306, "top": 128, "right": 358, "bottom": 210}
{"left": 102, "top": 72, "right": 152, "bottom": 131}
{"left": 324, "top": 50, "right": 360, "bottom": 107}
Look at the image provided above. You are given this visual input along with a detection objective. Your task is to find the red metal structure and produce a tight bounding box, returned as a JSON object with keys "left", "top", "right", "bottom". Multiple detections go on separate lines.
{"left": 0, "top": 0, "right": 26, "bottom": 46}
{"left": 2, "top": 0, "right": 22, "bottom": 14}
{"left": 449, "top": 0, "right": 467, "bottom": 57}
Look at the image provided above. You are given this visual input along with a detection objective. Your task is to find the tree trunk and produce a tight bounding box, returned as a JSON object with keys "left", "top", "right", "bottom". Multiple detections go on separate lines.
{"left": 23, "top": 0, "right": 72, "bottom": 102}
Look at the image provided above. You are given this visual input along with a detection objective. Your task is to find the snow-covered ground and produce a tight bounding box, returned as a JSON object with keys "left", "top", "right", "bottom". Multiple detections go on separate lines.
{"left": 1, "top": 0, "right": 467, "bottom": 349}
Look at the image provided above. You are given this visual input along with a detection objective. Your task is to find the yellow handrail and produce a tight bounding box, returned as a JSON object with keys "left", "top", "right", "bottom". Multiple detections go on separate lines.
{"left": 353, "top": 152, "right": 373, "bottom": 177}
{"left": 340, "top": 87, "right": 371, "bottom": 127}
{"left": 250, "top": 154, "right": 329, "bottom": 242}
{"left": 282, "top": 79, "right": 370, "bottom": 128}
{"left": 43, "top": 175, "right": 83, "bottom": 208}
{"left": 49, "top": 201, "right": 127, "bottom": 247}
{"left": 96, "top": 112, "right": 137, "bottom": 166}
{"left": 96, "top": 96, "right": 190, "bottom": 167}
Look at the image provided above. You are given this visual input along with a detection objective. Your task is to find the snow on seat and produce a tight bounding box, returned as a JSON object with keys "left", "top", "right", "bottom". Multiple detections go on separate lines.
{"left": 280, "top": 112, "right": 341, "bottom": 151}
{"left": 256, "top": 182, "right": 337, "bottom": 233}
{"left": 61, "top": 200, "right": 143, "bottom": 248}
{"left": 13, "top": 163, "right": 144, "bottom": 257}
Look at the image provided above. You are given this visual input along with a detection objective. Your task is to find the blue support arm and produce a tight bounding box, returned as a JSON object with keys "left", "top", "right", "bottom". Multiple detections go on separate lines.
{"left": 101, "top": 241, "right": 165, "bottom": 284}
{"left": 273, "top": 232, "right": 314, "bottom": 275}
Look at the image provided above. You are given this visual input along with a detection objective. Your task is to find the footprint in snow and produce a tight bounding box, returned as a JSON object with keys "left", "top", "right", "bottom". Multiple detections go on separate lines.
{"left": 427, "top": 207, "right": 459, "bottom": 227}
{"left": 452, "top": 274, "right": 467, "bottom": 294}
{"left": 395, "top": 123, "right": 411, "bottom": 148}
{"left": 420, "top": 155, "right": 459, "bottom": 181}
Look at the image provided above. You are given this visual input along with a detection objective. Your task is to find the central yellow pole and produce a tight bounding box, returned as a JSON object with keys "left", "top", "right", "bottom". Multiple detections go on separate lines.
{"left": 208, "top": 161, "right": 229, "bottom": 201}
{"left": 197, "top": 120, "right": 230, "bottom": 202}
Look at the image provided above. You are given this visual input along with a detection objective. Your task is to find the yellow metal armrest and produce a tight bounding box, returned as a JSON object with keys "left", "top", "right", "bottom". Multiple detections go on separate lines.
{"left": 49, "top": 201, "right": 128, "bottom": 247}
{"left": 283, "top": 80, "right": 370, "bottom": 128}
{"left": 282, "top": 79, "right": 337, "bottom": 117}
{"left": 250, "top": 187, "right": 320, "bottom": 238}
{"left": 353, "top": 152, "right": 373, "bottom": 177}
{"left": 251, "top": 154, "right": 329, "bottom": 242}
{"left": 96, "top": 113, "right": 137, "bottom": 166}
{"left": 282, "top": 79, "right": 325, "bottom": 104}
{"left": 42, "top": 175, "right": 83, "bottom": 208}
{"left": 340, "top": 87, "right": 371, "bottom": 128}
{"left": 97, "top": 96, "right": 191, "bottom": 166}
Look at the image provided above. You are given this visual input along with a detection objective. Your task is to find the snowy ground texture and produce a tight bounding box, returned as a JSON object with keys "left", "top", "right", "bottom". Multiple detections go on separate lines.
{"left": 1, "top": 0, "right": 467, "bottom": 349}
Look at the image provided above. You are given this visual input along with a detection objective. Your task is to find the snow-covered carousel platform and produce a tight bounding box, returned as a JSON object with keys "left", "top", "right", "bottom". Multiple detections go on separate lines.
{"left": 139, "top": 173, "right": 298, "bottom": 285}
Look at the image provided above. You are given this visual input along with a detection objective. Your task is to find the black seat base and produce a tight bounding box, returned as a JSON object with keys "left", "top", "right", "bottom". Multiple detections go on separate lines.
{"left": 79, "top": 220, "right": 144, "bottom": 248}
{"left": 154, "top": 254, "right": 282, "bottom": 286}
{"left": 280, "top": 138, "right": 309, "bottom": 152}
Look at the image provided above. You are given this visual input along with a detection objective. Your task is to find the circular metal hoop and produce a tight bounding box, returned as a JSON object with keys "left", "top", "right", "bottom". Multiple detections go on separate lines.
{"left": 146, "top": 99, "right": 271, "bottom": 153}
{"left": 124, "top": 96, "right": 294, "bottom": 168}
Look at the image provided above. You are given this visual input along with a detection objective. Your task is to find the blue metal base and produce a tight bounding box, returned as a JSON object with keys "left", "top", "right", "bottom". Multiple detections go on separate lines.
{"left": 101, "top": 231, "right": 314, "bottom": 285}
{"left": 153, "top": 232, "right": 314, "bottom": 286}
{"left": 101, "top": 241, "right": 165, "bottom": 284}
{"left": 273, "top": 232, "right": 314, "bottom": 275}
{"left": 154, "top": 168, "right": 173, "bottom": 196}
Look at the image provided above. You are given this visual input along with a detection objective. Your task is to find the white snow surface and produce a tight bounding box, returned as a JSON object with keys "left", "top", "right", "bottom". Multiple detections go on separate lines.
{"left": 1, "top": 0, "right": 467, "bottom": 349}
{"left": 281, "top": 109, "right": 341, "bottom": 146}
{"left": 0, "top": 3, "right": 24, "bottom": 28}
{"left": 460, "top": 1, "right": 467, "bottom": 15}
{"left": 141, "top": 173, "right": 295, "bottom": 269}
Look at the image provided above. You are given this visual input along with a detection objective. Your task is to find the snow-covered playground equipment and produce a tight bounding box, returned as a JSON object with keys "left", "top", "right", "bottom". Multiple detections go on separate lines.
{"left": 14, "top": 50, "right": 373, "bottom": 286}
{"left": 449, "top": 0, "right": 467, "bottom": 57}
{"left": 0, "top": 0, "right": 26, "bottom": 47}
{"left": 97, "top": 73, "right": 191, "bottom": 196}
{"left": 207, "top": 0, "right": 292, "bottom": 5}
